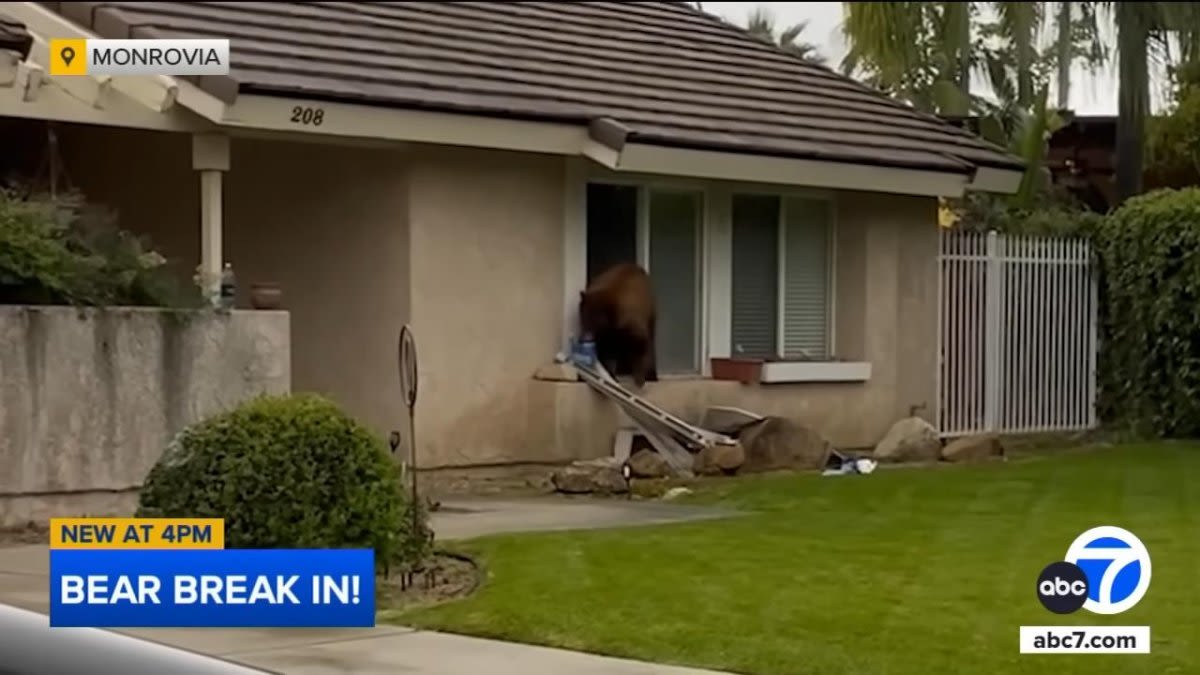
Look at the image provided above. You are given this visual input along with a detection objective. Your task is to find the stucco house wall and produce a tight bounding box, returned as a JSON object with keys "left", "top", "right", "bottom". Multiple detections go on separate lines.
{"left": 525, "top": 190, "right": 940, "bottom": 461}
{"left": 405, "top": 145, "right": 567, "bottom": 467}
{"left": 225, "top": 138, "right": 410, "bottom": 436}
{"left": 11, "top": 122, "right": 939, "bottom": 471}
{"left": 403, "top": 146, "right": 941, "bottom": 467}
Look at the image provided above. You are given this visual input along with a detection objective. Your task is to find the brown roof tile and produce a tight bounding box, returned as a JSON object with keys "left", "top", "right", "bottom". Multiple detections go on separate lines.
{"left": 43, "top": 1, "right": 1023, "bottom": 174}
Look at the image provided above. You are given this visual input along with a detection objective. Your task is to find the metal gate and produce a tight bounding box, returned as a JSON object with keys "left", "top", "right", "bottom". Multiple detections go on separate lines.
{"left": 937, "top": 230, "right": 1098, "bottom": 437}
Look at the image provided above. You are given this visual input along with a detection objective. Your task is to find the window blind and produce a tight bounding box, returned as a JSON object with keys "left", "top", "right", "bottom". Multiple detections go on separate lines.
{"left": 730, "top": 194, "right": 780, "bottom": 359}
{"left": 781, "top": 197, "right": 832, "bottom": 359}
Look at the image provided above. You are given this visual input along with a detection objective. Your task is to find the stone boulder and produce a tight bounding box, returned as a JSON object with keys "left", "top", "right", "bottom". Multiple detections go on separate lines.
{"left": 737, "top": 417, "right": 833, "bottom": 473}
{"left": 873, "top": 417, "right": 941, "bottom": 463}
{"left": 941, "top": 433, "right": 1005, "bottom": 462}
{"left": 551, "top": 458, "right": 628, "bottom": 494}
{"left": 693, "top": 442, "right": 746, "bottom": 476}
{"left": 627, "top": 449, "right": 670, "bottom": 479}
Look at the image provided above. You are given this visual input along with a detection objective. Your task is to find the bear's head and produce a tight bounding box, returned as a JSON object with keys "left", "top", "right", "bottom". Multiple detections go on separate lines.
{"left": 578, "top": 290, "right": 613, "bottom": 339}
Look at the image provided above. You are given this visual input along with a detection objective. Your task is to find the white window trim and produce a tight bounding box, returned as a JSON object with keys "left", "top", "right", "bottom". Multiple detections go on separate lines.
{"left": 563, "top": 162, "right": 865, "bottom": 383}
{"left": 760, "top": 361, "right": 872, "bottom": 383}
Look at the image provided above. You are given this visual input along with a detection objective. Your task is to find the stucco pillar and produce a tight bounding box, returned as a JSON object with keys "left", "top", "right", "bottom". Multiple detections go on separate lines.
{"left": 191, "top": 133, "right": 229, "bottom": 305}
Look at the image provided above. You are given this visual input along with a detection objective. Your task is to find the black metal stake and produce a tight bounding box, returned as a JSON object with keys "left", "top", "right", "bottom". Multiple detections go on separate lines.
{"left": 398, "top": 325, "right": 420, "bottom": 551}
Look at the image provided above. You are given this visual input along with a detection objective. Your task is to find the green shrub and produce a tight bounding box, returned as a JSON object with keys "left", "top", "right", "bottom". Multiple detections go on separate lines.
{"left": 1146, "top": 83, "right": 1200, "bottom": 190}
{"left": 0, "top": 187, "right": 200, "bottom": 307}
{"left": 0, "top": 187, "right": 93, "bottom": 304}
{"left": 137, "top": 394, "right": 429, "bottom": 571}
{"left": 1092, "top": 187, "right": 1200, "bottom": 437}
{"left": 950, "top": 189, "right": 1103, "bottom": 238}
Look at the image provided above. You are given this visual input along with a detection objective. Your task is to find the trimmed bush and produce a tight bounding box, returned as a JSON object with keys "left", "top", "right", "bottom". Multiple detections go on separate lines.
{"left": 1093, "top": 187, "right": 1200, "bottom": 437}
{"left": 137, "top": 393, "right": 429, "bottom": 570}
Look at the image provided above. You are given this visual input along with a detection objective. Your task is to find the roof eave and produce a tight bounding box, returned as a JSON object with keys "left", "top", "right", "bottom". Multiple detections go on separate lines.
{"left": 607, "top": 141, "right": 971, "bottom": 198}
{"left": 967, "top": 165, "right": 1025, "bottom": 195}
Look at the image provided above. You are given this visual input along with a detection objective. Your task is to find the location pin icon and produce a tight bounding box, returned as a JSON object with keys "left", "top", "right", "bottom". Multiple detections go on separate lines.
{"left": 61, "top": 46, "right": 75, "bottom": 67}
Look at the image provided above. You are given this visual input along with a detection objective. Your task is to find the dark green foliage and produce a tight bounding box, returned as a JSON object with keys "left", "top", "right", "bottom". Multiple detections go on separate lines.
{"left": 0, "top": 187, "right": 81, "bottom": 304}
{"left": 1092, "top": 188, "right": 1200, "bottom": 436}
{"left": 1146, "top": 73, "right": 1200, "bottom": 190}
{"left": 138, "top": 394, "right": 430, "bottom": 572}
{"left": 0, "top": 187, "right": 200, "bottom": 308}
{"left": 951, "top": 186, "right": 1104, "bottom": 237}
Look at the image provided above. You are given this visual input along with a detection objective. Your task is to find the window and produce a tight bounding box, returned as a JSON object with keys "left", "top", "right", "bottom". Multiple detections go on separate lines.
{"left": 730, "top": 193, "right": 832, "bottom": 360}
{"left": 585, "top": 183, "right": 703, "bottom": 375}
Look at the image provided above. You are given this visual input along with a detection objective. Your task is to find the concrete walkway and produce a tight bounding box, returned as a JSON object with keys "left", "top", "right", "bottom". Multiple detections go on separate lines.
{"left": 0, "top": 496, "right": 737, "bottom": 674}
{"left": 428, "top": 495, "right": 736, "bottom": 541}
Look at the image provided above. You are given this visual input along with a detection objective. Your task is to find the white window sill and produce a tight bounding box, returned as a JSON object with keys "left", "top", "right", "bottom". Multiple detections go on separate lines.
{"left": 759, "top": 361, "right": 872, "bottom": 383}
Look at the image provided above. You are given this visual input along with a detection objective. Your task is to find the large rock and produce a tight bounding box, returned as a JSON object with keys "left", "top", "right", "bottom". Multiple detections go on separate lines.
{"left": 627, "top": 449, "right": 670, "bottom": 479}
{"left": 693, "top": 442, "right": 746, "bottom": 476}
{"left": 551, "top": 458, "right": 629, "bottom": 494}
{"left": 941, "top": 433, "right": 1005, "bottom": 462}
{"left": 873, "top": 417, "right": 941, "bottom": 463}
{"left": 737, "top": 417, "right": 832, "bottom": 473}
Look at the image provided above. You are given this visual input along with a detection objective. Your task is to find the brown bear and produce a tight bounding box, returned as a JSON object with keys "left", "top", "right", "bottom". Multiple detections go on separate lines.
{"left": 579, "top": 262, "right": 658, "bottom": 388}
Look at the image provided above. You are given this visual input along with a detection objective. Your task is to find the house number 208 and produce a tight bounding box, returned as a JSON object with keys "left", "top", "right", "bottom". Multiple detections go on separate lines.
{"left": 290, "top": 106, "right": 325, "bottom": 126}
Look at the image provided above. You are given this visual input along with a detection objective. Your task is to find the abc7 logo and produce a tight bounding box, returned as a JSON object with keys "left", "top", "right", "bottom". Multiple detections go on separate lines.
{"left": 1037, "top": 526, "right": 1152, "bottom": 615}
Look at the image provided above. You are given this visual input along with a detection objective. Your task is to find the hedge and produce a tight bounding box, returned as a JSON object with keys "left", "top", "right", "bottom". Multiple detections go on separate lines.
{"left": 1092, "top": 187, "right": 1200, "bottom": 437}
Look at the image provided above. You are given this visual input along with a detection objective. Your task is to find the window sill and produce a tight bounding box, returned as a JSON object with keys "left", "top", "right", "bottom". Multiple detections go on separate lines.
{"left": 758, "top": 361, "right": 872, "bottom": 383}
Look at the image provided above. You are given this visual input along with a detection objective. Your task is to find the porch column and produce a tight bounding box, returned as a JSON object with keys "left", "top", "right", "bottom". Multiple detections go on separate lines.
{"left": 192, "top": 133, "right": 230, "bottom": 305}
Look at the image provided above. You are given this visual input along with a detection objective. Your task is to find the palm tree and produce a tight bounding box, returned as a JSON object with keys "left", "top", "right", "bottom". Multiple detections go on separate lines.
{"left": 744, "top": 6, "right": 826, "bottom": 65}
{"left": 997, "top": 2, "right": 1043, "bottom": 107}
{"left": 840, "top": 2, "right": 1124, "bottom": 206}
{"left": 1057, "top": 2, "right": 1073, "bottom": 108}
{"left": 841, "top": 3, "right": 975, "bottom": 115}
{"left": 841, "top": 3, "right": 1108, "bottom": 115}
{"left": 1104, "top": 2, "right": 1200, "bottom": 203}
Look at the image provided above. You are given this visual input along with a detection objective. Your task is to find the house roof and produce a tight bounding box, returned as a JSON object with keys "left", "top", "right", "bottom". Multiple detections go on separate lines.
{"left": 43, "top": 1, "right": 1023, "bottom": 177}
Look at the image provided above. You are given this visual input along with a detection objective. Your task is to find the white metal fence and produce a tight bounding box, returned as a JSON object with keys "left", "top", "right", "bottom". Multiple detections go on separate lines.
{"left": 937, "top": 230, "right": 1098, "bottom": 437}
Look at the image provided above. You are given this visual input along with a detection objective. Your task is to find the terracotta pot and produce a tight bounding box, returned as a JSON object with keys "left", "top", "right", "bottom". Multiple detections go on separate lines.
{"left": 250, "top": 283, "right": 283, "bottom": 310}
{"left": 709, "top": 357, "right": 763, "bottom": 384}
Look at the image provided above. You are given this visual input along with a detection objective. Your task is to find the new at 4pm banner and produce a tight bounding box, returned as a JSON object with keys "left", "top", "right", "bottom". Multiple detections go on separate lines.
{"left": 48, "top": 518, "right": 375, "bottom": 628}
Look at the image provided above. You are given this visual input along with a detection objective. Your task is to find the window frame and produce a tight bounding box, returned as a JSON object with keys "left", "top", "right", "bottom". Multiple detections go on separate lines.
{"left": 728, "top": 188, "right": 839, "bottom": 361}
{"left": 581, "top": 174, "right": 709, "bottom": 377}
{"left": 564, "top": 161, "right": 842, "bottom": 379}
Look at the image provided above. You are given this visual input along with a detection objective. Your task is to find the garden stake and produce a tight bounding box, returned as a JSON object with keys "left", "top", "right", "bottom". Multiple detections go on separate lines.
{"left": 399, "top": 324, "right": 420, "bottom": 587}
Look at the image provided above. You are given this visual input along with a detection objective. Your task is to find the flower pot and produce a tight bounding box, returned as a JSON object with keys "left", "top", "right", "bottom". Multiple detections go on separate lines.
{"left": 709, "top": 357, "right": 763, "bottom": 384}
{"left": 250, "top": 283, "right": 283, "bottom": 310}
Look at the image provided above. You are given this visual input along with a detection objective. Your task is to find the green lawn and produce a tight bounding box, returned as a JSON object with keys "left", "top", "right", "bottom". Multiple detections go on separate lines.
{"left": 393, "top": 444, "right": 1200, "bottom": 674}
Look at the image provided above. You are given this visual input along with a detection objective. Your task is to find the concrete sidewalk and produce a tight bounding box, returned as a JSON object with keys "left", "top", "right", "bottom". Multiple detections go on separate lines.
{"left": 141, "top": 626, "right": 728, "bottom": 674}
{"left": 0, "top": 496, "right": 737, "bottom": 674}
{"left": 427, "top": 495, "right": 736, "bottom": 540}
